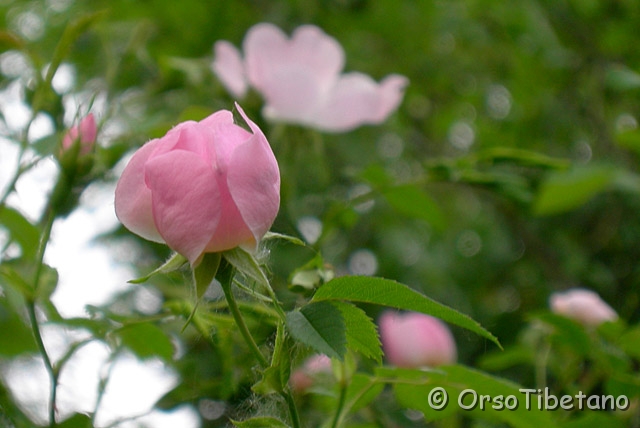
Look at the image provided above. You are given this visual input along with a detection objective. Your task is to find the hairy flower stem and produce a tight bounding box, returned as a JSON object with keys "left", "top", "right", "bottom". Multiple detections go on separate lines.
{"left": 29, "top": 210, "right": 57, "bottom": 427}
{"left": 218, "top": 261, "right": 301, "bottom": 428}
{"left": 218, "top": 264, "right": 269, "bottom": 369}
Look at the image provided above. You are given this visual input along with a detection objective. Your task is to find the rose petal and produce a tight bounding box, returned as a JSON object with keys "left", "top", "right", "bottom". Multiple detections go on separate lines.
{"left": 226, "top": 104, "right": 280, "bottom": 247}
{"left": 244, "top": 23, "right": 345, "bottom": 122}
{"left": 312, "top": 72, "right": 408, "bottom": 132}
{"left": 212, "top": 41, "right": 248, "bottom": 98}
{"left": 145, "top": 150, "right": 221, "bottom": 264}
{"left": 114, "top": 139, "right": 164, "bottom": 243}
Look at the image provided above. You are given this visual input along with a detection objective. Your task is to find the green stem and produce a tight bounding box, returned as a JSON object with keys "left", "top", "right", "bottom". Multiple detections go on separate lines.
{"left": 27, "top": 301, "right": 57, "bottom": 428}
{"left": 28, "top": 210, "right": 57, "bottom": 427}
{"left": 281, "top": 389, "right": 301, "bottom": 428}
{"left": 218, "top": 264, "right": 269, "bottom": 369}
{"left": 330, "top": 364, "right": 349, "bottom": 428}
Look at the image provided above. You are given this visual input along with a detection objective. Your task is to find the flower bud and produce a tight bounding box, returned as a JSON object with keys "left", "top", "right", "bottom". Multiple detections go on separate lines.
{"left": 549, "top": 288, "right": 617, "bottom": 327}
{"left": 114, "top": 104, "right": 280, "bottom": 265}
{"left": 62, "top": 113, "right": 97, "bottom": 157}
{"left": 379, "top": 311, "right": 457, "bottom": 368}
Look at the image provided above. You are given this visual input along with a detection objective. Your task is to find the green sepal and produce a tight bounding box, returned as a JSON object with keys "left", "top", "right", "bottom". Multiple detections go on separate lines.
{"left": 128, "top": 252, "right": 188, "bottom": 284}
{"left": 253, "top": 321, "right": 291, "bottom": 395}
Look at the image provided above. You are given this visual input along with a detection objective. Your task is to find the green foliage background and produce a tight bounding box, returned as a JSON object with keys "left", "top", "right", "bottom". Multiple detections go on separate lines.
{"left": 1, "top": 0, "right": 640, "bottom": 427}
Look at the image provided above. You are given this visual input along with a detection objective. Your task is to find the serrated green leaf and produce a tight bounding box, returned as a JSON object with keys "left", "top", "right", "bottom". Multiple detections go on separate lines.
{"left": 0, "top": 207, "right": 39, "bottom": 259}
{"left": 116, "top": 322, "right": 173, "bottom": 361}
{"left": 331, "top": 301, "right": 382, "bottom": 362}
{"left": 56, "top": 412, "right": 92, "bottom": 428}
{"left": 313, "top": 276, "right": 500, "bottom": 349}
{"left": 533, "top": 166, "right": 616, "bottom": 216}
{"left": 383, "top": 184, "right": 446, "bottom": 231}
{"left": 231, "top": 417, "right": 290, "bottom": 428}
{"left": 286, "top": 301, "right": 346, "bottom": 359}
{"left": 128, "top": 252, "right": 187, "bottom": 284}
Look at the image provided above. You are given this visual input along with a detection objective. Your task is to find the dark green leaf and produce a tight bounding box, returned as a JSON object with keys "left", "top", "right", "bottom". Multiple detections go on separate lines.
{"left": 313, "top": 276, "right": 501, "bottom": 349}
{"left": 331, "top": 301, "right": 382, "bottom": 362}
{"left": 286, "top": 301, "right": 346, "bottom": 359}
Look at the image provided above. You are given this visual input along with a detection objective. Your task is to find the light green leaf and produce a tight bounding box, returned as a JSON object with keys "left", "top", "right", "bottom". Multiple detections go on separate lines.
{"left": 0, "top": 207, "right": 39, "bottom": 259}
{"left": 313, "top": 276, "right": 501, "bottom": 349}
{"left": 116, "top": 322, "right": 174, "bottom": 361}
{"left": 533, "top": 165, "right": 616, "bottom": 216}
{"left": 0, "top": 298, "right": 38, "bottom": 356}
{"left": 286, "top": 301, "right": 346, "bottom": 359}
{"left": 128, "top": 252, "right": 187, "bottom": 284}
{"left": 382, "top": 184, "right": 446, "bottom": 231}
{"left": 231, "top": 417, "right": 290, "bottom": 428}
{"left": 331, "top": 301, "right": 382, "bottom": 363}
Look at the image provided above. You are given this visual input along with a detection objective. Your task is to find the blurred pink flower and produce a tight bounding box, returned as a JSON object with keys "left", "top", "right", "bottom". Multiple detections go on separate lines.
{"left": 114, "top": 104, "right": 280, "bottom": 265}
{"left": 62, "top": 113, "right": 97, "bottom": 156}
{"left": 212, "top": 23, "right": 408, "bottom": 133}
{"left": 550, "top": 288, "right": 617, "bottom": 327}
{"left": 290, "top": 354, "right": 332, "bottom": 393}
{"left": 379, "top": 311, "right": 456, "bottom": 368}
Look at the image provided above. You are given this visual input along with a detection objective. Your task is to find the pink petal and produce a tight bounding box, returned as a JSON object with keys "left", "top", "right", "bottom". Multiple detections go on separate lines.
{"left": 313, "top": 72, "right": 408, "bottom": 132}
{"left": 373, "top": 74, "right": 409, "bottom": 122}
{"left": 114, "top": 139, "right": 164, "bottom": 243}
{"left": 145, "top": 150, "right": 221, "bottom": 265}
{"left": 244, "top": 23, "right": 344, "bottom": 121}
{"left": 226, "top": 104, "right": 280, "bottom": 248}
{"left": 212, "top": 41, "right": 248, "bottom": 99}
{"left": 79, "top": 113, "right": 97, "bottom": 145}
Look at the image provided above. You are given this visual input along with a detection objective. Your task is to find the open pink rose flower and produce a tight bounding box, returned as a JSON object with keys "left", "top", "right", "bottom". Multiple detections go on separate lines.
{"left": 212, "top": 23, "right": 408, "bottom": 133}
{"left": 550, "top": 288, "right": 617, "bottom": 327}
{"left": 379, "top": 311, "right": 457, "bottom": 368}
{"left": 62, "top": 113, "right": 97, "bottom": 156}
{"left": 114, "top": 104, "right": 280, "bottom": 265}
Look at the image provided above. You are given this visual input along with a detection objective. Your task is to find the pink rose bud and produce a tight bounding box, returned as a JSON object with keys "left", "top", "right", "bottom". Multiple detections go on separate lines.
{"left": 379, "top": 311, "right": 457, "bottom": 368}
{"left": 290, "top": 354, "right": 332, "bottom": 393}
{"left": 114, "top": 104, "right": 280, "bottom": 265}
{"left": 212, "top": 23, "right": 408, "bottom": 133}
{"left": 549, "top": 288, "right": 618, "bottom": 327}
{"left": 62, "top": 113, "right": 97, "bottom": 156}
